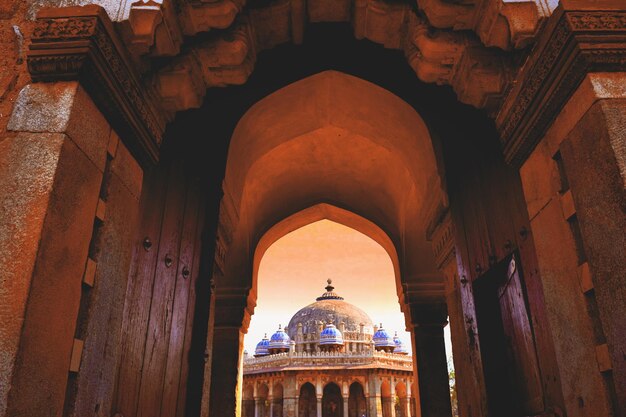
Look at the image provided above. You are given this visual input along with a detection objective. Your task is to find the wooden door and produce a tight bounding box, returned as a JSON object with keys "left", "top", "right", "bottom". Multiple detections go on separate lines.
{"left": 473, "top": 253, "right": 543, "bottom": 417}
{"left": 113, "top": 157, "right": 208, "bottom": 417}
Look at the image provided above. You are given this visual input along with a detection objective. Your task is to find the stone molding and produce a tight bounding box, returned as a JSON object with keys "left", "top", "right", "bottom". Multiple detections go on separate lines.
{"left": 496, "top": 0, "right": 626, "bottom": 167}
{"left": 27, "top": 5, "right": 166, "bottom": 166}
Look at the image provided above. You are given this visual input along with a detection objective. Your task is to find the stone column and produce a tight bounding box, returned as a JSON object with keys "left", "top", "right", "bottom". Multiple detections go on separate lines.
{"left": 407, "top": 302, "right": 453, "bottom": 417}
{"left": 270, "top": 397, "right": 275, "bottom": 417}
{"left": 1, "top": 82, "right": 143, "bottom": 417}
{"left": 403, "top": 396, "right": 411, "bottom": 417}
{"left": 316, "top": 396, "right": 322, "bottom": 417}
{"left": 255, "top": 398, "right": 262, "bottom": 417}
{"left": 208, "top": 288, "right": 251, "bottom": 417}
{"left": 366, "top": 376, "right": 383, "bottom": 417}
{"left": 389, "top": 379, "right": 396, "bottom": 417}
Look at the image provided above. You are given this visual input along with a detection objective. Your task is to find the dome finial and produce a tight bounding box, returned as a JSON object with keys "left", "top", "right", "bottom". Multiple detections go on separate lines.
{"left": 316, "top": 278, "right": 343, "bottom": 301}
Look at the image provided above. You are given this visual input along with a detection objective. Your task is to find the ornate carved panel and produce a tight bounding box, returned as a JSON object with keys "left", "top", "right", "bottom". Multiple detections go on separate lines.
{"left": 497, "top": 2, "right": 626, "bottom": 166}
{"left": 28, "top": 6, "right": 166, "bottom": 166}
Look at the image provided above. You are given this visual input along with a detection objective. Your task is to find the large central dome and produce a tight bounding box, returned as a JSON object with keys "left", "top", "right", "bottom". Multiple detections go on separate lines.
{"left": 286, "top": 280, "right": 374, "bottom": 339}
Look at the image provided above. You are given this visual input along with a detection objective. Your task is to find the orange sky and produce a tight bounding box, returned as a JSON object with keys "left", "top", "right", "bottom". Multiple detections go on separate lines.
{"left": 245, "top": 219, "right": 452, "bottom": 355}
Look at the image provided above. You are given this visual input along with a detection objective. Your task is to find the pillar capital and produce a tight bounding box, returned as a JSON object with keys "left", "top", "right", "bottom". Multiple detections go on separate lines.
{"left": 496, "top": 0, "right": 626, "bottom": 167}
{"left": 406, "top": 302, "right": 448, "bottom": 329}
{"left": 214, "top": 286, "right": 252, "bottom": 331}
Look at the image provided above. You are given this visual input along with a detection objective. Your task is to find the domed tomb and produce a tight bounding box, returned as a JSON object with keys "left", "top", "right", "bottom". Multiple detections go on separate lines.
{"left": 287, "top": 280, "right": 374, "bottom": 353}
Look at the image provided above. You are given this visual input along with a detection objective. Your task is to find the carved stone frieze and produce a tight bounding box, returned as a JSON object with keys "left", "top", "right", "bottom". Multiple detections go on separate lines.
{"left": 28, "top": 5, "right": 166, "bottom": 166}
{"left": 497, "top": 2, "right": 626, "bottom": 167}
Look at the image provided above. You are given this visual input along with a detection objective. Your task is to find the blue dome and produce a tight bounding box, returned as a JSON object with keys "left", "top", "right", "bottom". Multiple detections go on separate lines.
{"left": 254, "top": 334, "right": 270, "bottom": 356}
{"left": 319, "top": 323, "right": 344, "bottom": 345}
{"left": 393, "top": 332, "right": 409, "bottom": 355}
{"left": 373, "top": 324, "right": 395, "bottom": 348}
{"left": 268, "top": 325, "right": 291, "bottom": 350}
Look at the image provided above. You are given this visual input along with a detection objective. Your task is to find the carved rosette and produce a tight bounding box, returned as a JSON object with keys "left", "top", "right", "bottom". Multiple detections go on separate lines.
{"left": 28, "top": 6, "right": 167, "bottom": 166}
{"left": 497, "top": 4, "right": 626, "bottom": 167}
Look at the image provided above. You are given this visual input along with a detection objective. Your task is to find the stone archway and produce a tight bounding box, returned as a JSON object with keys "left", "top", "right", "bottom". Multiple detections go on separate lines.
{"left": 2, "top": 0, "right": 624, "bottom": 416}
{"left": 207, "top": 70, "right": 453, "bottom": 417}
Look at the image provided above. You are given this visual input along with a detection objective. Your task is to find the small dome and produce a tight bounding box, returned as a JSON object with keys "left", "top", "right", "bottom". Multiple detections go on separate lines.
{"left": 254, "top": 334, "right": 270, "bottom": 357}
{"left": 319, "top": 323, "right": 344, "bottom": 346}
{"left": 373, "top": 324, "right": 395, "bottom": 349}
{"left": 393, "top": 332, "right": 409, "bottom": 355}
{"left": 269, "top": 325, "right": 291, "bottom": 350}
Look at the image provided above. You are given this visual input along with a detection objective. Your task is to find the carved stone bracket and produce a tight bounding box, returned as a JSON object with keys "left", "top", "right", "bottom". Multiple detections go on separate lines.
{"left": 418, "top": 0, "right": 552, "bottom": 50}
{"left": 28, "top": 5, "right": 167, "bottom": 166}
{"left": 155, "top": 2, "right": 514, "bottom": 114}
{"left": 497, "top": 0, "right": 626, "bottom": 167}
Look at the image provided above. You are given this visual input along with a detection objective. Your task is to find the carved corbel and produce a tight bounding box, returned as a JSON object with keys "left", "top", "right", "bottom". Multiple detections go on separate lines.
{"left": 128, "top": 0, "right": 163, "bottom": 54}
{"left": 249, "top": 0, "right": 291, "bottom": 50}
{"left": 353, "top": 0, "right": 410, "bottom": 49}
{"left": 154, "top": 54, "right": 204, "bottom": 113}
{"left": 418, "top": 0, "right": 548, "bottom": 50}
{"left": 451, "top": 46, "right": 511, "bottom": 112}
{"left": 180, "top": 0, "right": 246, "bottom": 35}
{"left": 404, "top": 15, "right": 465, "bottom": 84}
{"left": 194, "top": 17, "right": 257, "bottom": 87}
{"left": 126, "top": 0, "right": 184, "bottom": 56}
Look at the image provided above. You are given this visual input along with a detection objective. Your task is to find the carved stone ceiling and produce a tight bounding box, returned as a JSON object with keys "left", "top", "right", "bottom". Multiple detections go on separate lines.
{"left": 112, "top": 0, "right": 554, "bottom": 117}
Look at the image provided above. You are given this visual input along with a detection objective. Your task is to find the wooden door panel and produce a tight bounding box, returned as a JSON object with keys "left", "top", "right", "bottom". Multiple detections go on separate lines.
{"left": 497, "top": 256, "right": 543, "bottom": 414}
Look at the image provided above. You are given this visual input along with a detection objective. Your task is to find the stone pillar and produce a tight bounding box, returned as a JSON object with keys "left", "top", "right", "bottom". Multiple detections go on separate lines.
{"left": 517, "top": 71, "right": 626, "bottom": 417}
{"left": 316, "top": 396, "right": 322, "bottom": 417}
{"left": 408, "top": 302, "right": 453, "bottom": 417}
{"left": 403, "top": 396, "right": 411, "bottom": 417}
{"left": 208, "top": 288, "right": 250, "bottom": 417}
{"left": 0, "top": 82, "right": 143, "bottom": 417}
{"left": 389, "top": 380, "right": 396, "bottom": 417}
{"left": 270, "top": 397, "right": 275, "bottom": 417}
{"left": 255, "top": 398, "right": 262, "bottom": 417}
{"left": 282, "top": 396, "right": 298, "bottom": 417}
{"left": 343, "top": 396, "right": 349, "bottom": 417}
{"left": 367, "top": 376, "right": 383, "bottom": 417}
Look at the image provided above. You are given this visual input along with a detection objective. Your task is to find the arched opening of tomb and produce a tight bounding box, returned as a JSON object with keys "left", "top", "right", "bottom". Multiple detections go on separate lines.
{"left": 348, "top": 382, "right": 367, "bottom": 417}
{"left": 243, "top": 384, "right": 255, "bottom": 417}
{"left": 299, "top": 383, "right": 317, "bottom": 417}
{"left": 322, "top": 383, "right": 343, "bottom": 417}
{"left": 272, "top": 383, "right": 284, "bottom": 417}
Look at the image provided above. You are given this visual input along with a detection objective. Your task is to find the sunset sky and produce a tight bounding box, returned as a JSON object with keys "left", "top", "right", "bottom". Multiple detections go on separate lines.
{"left": 245, "top": 220, "right": 452, "bottom": 357}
